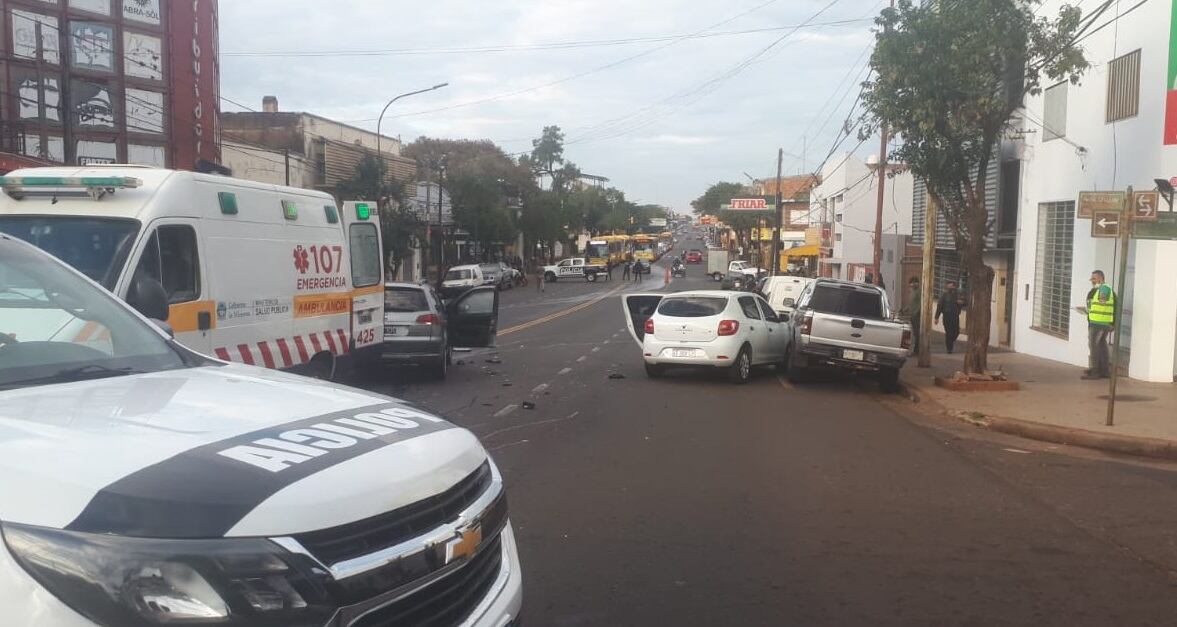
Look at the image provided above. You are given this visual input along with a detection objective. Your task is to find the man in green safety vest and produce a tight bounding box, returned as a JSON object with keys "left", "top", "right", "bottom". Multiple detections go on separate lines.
{"left": 1076, "top": 270, "right": 1115, "bottom": 380}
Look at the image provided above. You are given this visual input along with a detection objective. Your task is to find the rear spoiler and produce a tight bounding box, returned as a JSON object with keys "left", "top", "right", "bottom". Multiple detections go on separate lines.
{"left": 0, "top": 176, "right": 142, "bottom": 201}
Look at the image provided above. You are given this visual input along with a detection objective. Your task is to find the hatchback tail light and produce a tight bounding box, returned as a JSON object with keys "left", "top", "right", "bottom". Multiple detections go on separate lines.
{"left": 717, "top": 320, "right": 739, "bottom": 336}
{"left": 644, "top": 318, "right": 655, "bottom": 334}
{"left": 901, "top": 329, "right": 913, "bottom": 349}
{"left": 416, "top": 313, "right": 440, "bottom": 325}
{"left": 799, "top": 314, "right": 813, "bottom": 335}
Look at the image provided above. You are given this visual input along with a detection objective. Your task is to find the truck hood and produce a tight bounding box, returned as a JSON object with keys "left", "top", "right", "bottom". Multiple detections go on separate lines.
{"left": 0, "top": 364, "right": 487, "bottom": 538}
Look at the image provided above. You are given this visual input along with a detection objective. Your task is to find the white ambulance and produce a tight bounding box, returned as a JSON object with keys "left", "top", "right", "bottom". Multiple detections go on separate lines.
{"left": 0, "top": 166, "right": 493, "bottom": 379}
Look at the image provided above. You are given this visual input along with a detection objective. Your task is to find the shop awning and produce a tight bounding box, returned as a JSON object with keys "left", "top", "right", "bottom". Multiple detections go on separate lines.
{"left": 781, "top": 244, "right": 819, "bottom": 258}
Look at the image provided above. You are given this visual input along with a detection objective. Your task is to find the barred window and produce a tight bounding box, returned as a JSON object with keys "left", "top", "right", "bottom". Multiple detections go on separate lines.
{"left": 1033, "top": 201, "right": 1075, "bottom": 337}
{"left": 1106, "top": 49, "right": 1140, "bottom": 123}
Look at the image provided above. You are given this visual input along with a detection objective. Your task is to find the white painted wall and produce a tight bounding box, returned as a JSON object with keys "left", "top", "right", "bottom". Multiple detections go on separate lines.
{"left": 1015, "top": 0, "right": 1177, "bottom": 382}
{"left": 811, "top": 153, "right": 914, "bottom": 273}
{"left": 221, "top": 141, "right": 313, "bottom": 188}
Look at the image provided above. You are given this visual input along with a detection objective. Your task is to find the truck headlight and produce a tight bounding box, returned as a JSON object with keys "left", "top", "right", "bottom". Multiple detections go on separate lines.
{"left": 2, "top": 522, "right": 336, "bottom": 626}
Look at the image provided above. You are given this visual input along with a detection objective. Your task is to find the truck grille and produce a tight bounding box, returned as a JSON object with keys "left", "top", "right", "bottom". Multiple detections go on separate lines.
{"left": 349, "top": 534, "right": 503, "bottom": 627}
{"left": 293, "top": 462, "right": 492, "bottom": 566}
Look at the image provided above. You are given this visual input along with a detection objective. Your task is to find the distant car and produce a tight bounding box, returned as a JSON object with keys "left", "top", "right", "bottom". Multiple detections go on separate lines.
{"left": 381, "top": 281, "right": 501, "bottom": 379}
{"left": 721, "top": 272, "right": 750, "bottom": 291}
{"left": 622, "top": 290, "right": 788, "bottom": 384}
{"left": 480, "top": 262, "right": 515, "bottom": 290}
{"left": 440, "top": 264, "right": 484, "bottom": 299}
{"left": 686, "top": 249, "right": 704, "bottom": 263}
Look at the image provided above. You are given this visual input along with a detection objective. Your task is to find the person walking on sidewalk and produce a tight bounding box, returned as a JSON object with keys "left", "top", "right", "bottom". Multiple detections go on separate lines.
{"left": 1077, "top": 269, "right": 1115, "bottom": 379}
{"left": 935, "top": 280, "right": 965, "bottom": 354}
{"left": 900, "top": 277, "right": 921, "bottom": 354}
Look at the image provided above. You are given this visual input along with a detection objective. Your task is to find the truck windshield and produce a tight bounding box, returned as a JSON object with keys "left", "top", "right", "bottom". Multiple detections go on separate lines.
{"left": 0, "top": 237, "right": 192, "bottom": 391}
{"left": 633, "top": 240, "right": 655, "bottom": 253}
{"left": 446, "top": 269, "right": 472, "bottom": 280}
{"left": 808, "top": 285, "right": 885, "bottom": 320}
{"left": 0, "top": 217, "right": 139, "bottom": 291}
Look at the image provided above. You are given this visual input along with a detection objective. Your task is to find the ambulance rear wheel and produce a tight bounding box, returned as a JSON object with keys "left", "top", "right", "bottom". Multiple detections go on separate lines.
{"left": 307, "top": 353, "right": 336, "bottom": 381}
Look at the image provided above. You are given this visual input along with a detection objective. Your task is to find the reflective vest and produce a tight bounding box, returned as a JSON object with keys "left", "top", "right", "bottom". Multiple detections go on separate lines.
{"left": 1087, "top": 285, "right": 1115, "bottom": 326}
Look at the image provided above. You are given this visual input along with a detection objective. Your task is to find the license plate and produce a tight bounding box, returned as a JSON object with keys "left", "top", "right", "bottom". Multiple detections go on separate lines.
{"left": 843, "top": 349, "right": 864, "bottom": 361}
{"left": 673, "top": 349, "right": 697, "bottom": 358}
{"left": 385, "top": 325, "right": 408, "bottom": 337}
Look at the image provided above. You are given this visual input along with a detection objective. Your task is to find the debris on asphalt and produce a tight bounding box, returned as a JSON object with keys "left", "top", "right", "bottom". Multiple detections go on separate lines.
{"left": 455, "top": 360, "right": 465, "bottom": 366}
{"left": 608, "top": 373, "right": 626, "bottom": 380}
{"left": 521, "top": 401, "right": 536, "bottom": 410}
{"left": 502, "top": 382, "right": 513, "bottom": 387}
{"left": 485, "top": 357, "right": 502, "bottom": 364}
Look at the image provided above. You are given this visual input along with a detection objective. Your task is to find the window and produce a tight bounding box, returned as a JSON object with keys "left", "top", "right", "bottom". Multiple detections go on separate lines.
{"left": 835, "top": 233, "right": 843, "bottom": 242}
{"left": 886, "top": 249, "right": 894, "bottom": 263}
{"left": 1042, "top": 82, "right": 1067, "bottom": 141}
{"left": 756, "top": 298, "right": 778, "bottom": 322}
{"left": 738, "top": 296, "right": 761, "bottom": 320}
{"left": 349, "top": 223, "right": 382, "bottom": 288}
{"left": 384, "top": 287, "right": 429, "bottom": 313}
{"left": 1033, "top": 201, "right": 1074, "bottom": 337}
{"left": 1106, "top": 49, "right": 1141, "bottom": 123}
{"left": 657, "top": 297, "right": 727, "bottom": 318}
{"left": 11, "top": 10, "right": 60, "bottom": 64}
{"left": 134, "top": 225, "right": 201, "bottom": 304}
{"left": 809, "top": 285, "right": 884, "bottom": 320}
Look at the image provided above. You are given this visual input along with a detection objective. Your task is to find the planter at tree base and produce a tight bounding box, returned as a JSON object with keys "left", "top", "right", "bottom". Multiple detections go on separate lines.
{"left": 934, "top": 376, "right": 1021, "bottom": 392}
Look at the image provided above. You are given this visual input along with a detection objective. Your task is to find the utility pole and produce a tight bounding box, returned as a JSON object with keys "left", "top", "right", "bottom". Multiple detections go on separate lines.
{"left": 918, "top": 191, "right": 936, "bottom": 368}
{"left": 872, "top": 0, "right": 895, "bottom": 286}
{"left": 435, "top": 158, "right": 447, "bottom": 287}
{"left": 283, "top": 149, "right": 290, "bottom": 186}
{"left": 773, "top": 147, "right": 784, "bottom": 275}
{"left": 1106, "top": 186, "right": 1133, "bottom": 426}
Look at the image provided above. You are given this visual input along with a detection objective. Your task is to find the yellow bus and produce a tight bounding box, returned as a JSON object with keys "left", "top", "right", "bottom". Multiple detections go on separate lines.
{"left": 631, "top": 234, "right": 657, "bottom": 262}
{"left": 658, "top": 231, "right": 673, "bottom": 258}
{"left": 585, "top": 238, "right": 611, "bottom": 268}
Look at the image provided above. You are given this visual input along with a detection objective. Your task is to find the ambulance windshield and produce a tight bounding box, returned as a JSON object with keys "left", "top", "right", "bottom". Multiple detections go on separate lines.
{"left": 0, "top": 217, "right": 140, "bottom": 291}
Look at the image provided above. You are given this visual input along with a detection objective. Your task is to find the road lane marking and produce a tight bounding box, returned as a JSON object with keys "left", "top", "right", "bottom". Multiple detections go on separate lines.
{"left": 531, "top": 383, "right": 549, "bottom": 394}
{"left": 1002, "top": 447, "right": 1031, "bottom": 454}
{"left": 499, "top": 282, "right": 628, "bottom": 337}
{"left": 558, "top": 367, "right": 573, "bottom": 375}
{"left": 493, "top": 404, "right": 519, "bottom": 418}
{"left": 576, "top": 356, "right": 587, "bottom": 362}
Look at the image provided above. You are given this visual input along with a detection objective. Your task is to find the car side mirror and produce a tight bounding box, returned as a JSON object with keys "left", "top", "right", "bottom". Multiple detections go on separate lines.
{"left": 127, "top": 275, "right": 169, "bottom": 322}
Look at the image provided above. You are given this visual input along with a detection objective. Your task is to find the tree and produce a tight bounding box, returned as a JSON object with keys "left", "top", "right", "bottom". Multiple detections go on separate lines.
{"left": 526, "top": 125, "right": 566, "bottom": 177}
{"left": 691, "top": 181, "right": 746, "bottom": 216}
{"left": 860, "top": 0, "right": 1087, "bottom": 374}
{"left": 334, "top": 154, "right": 420, "bottom": 278}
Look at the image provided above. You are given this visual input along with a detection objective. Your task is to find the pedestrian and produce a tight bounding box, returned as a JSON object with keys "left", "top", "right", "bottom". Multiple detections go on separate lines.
{"left": 633, "top": 260, "right": 644, "bottom": 283}
{"left": 606, "top": 262, "right": 614, "bottom": 281}
{"left": 622, "top": 260, "right": 632, "bottom": 281}
{"left": 901, "top": 277, "right": 921, "bottom": 354}
{"left": 1077, "top": 269, "right": 1115, "bottom": 379}
{"left": 935, "top": 280, "right": 965, "bottom": 354}
{"left": 534, "top": 260, "right": 545, "bottom": 293}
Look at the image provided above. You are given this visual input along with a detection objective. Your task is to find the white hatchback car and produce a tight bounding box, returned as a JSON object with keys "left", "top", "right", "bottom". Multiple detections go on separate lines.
{"left": 623, "top": 290, "right": 788, "bottom": 383}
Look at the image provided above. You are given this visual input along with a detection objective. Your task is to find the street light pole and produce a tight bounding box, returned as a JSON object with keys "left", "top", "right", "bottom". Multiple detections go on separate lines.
{"left": 375, "top": 83, "right": 448, "bottom": 156}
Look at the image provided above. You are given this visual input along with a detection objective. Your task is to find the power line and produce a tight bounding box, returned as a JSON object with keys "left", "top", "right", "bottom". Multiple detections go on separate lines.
{"left": 220, "top": 19, "right": 873, "bottom": 58}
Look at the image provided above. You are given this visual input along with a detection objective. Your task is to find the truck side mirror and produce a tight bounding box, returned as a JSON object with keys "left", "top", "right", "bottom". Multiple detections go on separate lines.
{"left": 127, "top": 275, "right": 170, "bottom": 322}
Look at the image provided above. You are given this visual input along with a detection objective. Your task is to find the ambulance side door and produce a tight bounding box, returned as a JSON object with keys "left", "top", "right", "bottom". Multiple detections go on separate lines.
{"left": 123, "top": 219, "right": 213, "bottom": 354}
{"left": 341, "top": 201, "right": 383, "bottom": 353}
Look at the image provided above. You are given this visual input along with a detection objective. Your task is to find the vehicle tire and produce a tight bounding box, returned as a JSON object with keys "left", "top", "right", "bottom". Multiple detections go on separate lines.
{"left": 644, "top": 362, "right": 664, "bottom": 378}
{"left": 727, "top": 347, "right": 752, "bottom": 384}
{"left": 545, "top": 272, "right": 557, "bottom": 283}
{"left": 586, "top": 272, "right": 597, "bottom": 282}
{"left": 306, "top": 353, "right": 336, "bottom": 381}
{"left": 712, "top": 272, "right": 723, "bottom": 282}
{"left": 877, "top": 366, "right": 900, "bottom": 393}
{"left": 430, "top": 346, "right": 451, "bottom": 381}
{"left": 785, "top": 345, "right": 810, "bottom": 383}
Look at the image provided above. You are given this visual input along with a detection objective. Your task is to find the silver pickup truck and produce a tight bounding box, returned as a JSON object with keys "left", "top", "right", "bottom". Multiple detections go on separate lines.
{"left": 783, "top": 278, "right": 911, "bottom": 391}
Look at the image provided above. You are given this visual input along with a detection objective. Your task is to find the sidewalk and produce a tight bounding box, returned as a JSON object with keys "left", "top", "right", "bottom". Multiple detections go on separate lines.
{"left": 900, "top": 335, "right": 1177, "bottom": 459}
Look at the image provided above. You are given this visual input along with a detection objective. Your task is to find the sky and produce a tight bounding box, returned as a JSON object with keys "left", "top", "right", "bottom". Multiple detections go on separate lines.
{"left": 218, "top": 0, "right": 886, "bottom": 213}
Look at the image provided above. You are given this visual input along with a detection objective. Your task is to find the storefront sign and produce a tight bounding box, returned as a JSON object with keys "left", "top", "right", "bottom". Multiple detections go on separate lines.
{"left": 123, "top": 0, "right": 161, "bottom": 25}
{"left": 168, "top": 0, "right": 221, "bottom": 170}
{"left": 728, "top": 198, "right": 768, "bottom": 210}
{"left": 1077, "top": 191, "right": 1125, "bottom": 219}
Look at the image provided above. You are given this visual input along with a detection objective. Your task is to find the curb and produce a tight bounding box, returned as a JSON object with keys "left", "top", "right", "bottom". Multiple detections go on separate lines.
{"left": 898, "top": 376, "right": 1177, "bottom": 462}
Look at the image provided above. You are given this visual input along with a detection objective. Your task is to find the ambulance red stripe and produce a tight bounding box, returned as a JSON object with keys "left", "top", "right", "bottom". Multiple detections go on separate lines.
{"left": 257, "top": 341, "right": 276, "bottom": 369}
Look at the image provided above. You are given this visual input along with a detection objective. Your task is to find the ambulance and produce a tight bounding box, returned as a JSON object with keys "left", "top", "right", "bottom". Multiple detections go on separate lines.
{"left": 0, "top": 166, "right": 495, "bottom": 379}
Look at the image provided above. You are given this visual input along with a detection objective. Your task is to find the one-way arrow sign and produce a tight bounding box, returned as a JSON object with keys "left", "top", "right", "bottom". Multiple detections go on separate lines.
{"left": 1092, "top": 210, "right": 1121, "bottom": 238}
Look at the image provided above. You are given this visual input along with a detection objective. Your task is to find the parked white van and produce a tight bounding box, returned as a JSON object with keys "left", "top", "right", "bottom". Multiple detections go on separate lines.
{"left": 0, "top": 166, "right": 389, "bottom": 379}
{"left": 760, "top": 276, "right": 815, "bottom": 317}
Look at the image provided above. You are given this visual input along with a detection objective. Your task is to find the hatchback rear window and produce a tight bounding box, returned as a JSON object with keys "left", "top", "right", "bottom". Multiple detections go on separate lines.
{"left": 657, "top": 297, "right": 728, "bottom": 317}
{"left": 445, "top": 269, "right": 472, "bottom": 280}
{"left": 808, "top": 285, "right": 884, "bottom": 319}
{"left": 385, "top": 287, "right": 429, "bottom": 312}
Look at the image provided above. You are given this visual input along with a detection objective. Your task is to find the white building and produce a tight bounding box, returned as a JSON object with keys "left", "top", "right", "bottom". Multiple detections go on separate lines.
{"left": 1013, "top": 0, "right": 1177, "bottom": 382}
{"left": 812, "top": 152, "right": 913, "bottom": 283}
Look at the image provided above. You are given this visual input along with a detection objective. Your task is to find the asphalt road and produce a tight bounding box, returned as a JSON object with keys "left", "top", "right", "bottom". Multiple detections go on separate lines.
{"left": 359, "top": 233, "right": 1177, "bottom": 626}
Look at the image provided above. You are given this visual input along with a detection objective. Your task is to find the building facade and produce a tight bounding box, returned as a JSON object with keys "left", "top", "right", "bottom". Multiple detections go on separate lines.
{"left": 1012, "top": 0, "right": 1177, "bottom": 382}
{"left": 0, "top": 0, "right": 220, "bottom": 172}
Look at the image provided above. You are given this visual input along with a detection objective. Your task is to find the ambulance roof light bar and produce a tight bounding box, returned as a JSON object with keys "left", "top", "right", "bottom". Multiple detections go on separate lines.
{"left": 0, "top": 176, "right": 143, "bottom": 201}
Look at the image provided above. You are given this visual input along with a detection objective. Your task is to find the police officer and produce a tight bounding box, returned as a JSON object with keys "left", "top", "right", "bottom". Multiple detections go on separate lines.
{"left": 1077, "top": 270, "right": 1115, "bottom": 379}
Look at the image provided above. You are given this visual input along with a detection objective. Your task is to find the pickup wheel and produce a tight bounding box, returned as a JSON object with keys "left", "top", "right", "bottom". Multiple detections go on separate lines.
{"left": 877, "top": 366, "right": 900, "bottom": 393}
{"left": 727, "top": 347, "right": 752, "bottom": 384}
{"left": 586, "top": 272, "right": 597, "bottom": 282}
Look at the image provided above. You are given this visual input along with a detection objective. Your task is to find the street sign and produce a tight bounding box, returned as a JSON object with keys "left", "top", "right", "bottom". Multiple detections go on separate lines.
{"left": 1132, "top": 211, "right": 1177, "bottom": 240}
{"left": 1091, "top": 210, "right": 1121, "bottom": 238}
{"left": 1131, "top": 190, "right": 1160, "bottom": 222}
{"left": 729, "top": 198, "right": 768, "bottom": 210}
{"left": 1077, "top": 191, "right": 1125, "bottom": 219}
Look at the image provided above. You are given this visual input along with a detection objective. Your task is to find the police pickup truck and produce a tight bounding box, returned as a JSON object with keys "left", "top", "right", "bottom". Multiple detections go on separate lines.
{"left": 0, "top": 234, "right": 522, "bottom": 626}
{"left": 542, "top": 257, "right": 608, "bottom": 282}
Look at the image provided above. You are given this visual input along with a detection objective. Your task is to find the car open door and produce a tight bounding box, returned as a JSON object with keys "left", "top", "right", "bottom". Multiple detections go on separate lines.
{"left": 447, "top": 285, "right": 499, "bottom": 347}
{"left": 621, "top": 293, "right": 663, "bottom": 347}
{"left": 341, "top": 201, "right": 384, "bottom": 354}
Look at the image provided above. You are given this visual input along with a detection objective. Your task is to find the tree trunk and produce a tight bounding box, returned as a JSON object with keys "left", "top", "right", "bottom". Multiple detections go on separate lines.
{"left": 960, "top": 193, "right": 993, "bottom": 374}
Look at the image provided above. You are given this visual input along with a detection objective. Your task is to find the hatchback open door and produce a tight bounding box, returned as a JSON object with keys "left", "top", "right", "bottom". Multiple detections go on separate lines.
{"left": 447, "top": 285, "right": 499, "bottom": 347}
{"left": 621, "top": 293, "right": 663, "bottom": 347}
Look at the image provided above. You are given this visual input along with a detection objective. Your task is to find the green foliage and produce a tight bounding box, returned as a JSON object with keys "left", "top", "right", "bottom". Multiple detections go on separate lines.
{"left": 334, "top": 154, "right": 418, "bottom": 275}
{"left": 691, "top": 181, "right": 746, "bottom": 216}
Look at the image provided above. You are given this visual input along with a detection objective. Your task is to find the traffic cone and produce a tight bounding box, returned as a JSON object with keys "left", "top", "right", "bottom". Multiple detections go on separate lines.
{"left": 664, "top": 267, "right": 670, "bottom": 286}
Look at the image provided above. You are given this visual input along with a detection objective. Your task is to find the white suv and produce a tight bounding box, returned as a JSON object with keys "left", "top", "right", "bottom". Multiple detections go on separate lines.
{"left": 441, "top": 264, "right": 485, "bottom": 299}
{"left": 623, "top": 290, "right": 789, "bottom": 383}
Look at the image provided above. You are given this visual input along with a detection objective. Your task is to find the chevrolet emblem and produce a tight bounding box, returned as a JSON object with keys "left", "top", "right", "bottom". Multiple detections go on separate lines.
{"left": 444, "top": 524, "right": 483, "bottom": 564}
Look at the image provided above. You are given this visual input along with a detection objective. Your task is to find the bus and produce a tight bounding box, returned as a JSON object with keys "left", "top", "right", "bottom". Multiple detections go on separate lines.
{"left": 605, "top": 235, "right": 631, "bottom": 265}
{"left": 658, "top": 231, "right": 673, "bottom": 258}
{"left": 631, "top": 234, "right": 657, "bottom": 262}
{"left": 585, "top": 238, "right": 611, "bottom": 269}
